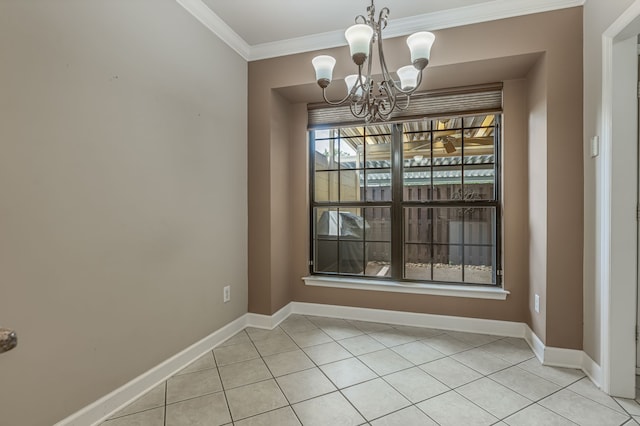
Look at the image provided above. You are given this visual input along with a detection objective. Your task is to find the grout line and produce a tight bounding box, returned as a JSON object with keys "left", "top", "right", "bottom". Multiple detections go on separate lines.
{"left": 116, "top": 314, "right": 616, "bottom": 426}
{"left": 163, "top": 380, "right": 167, "bottom": 426}
{"left": 259, "top": 355, "right": 305, "bottom": 425}
{"left": 281, "top": 321, "right": 369, "bottom": 422}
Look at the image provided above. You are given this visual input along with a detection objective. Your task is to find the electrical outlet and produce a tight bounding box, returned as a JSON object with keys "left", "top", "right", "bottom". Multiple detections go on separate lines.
{"left": 223, "top": 286, "right": 230, "bottom": 303}
{"left": 534, "top": 294, "right": 540, "bottom": 313}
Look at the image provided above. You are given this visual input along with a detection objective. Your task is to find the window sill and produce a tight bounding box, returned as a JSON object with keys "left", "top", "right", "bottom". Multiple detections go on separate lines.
{"left": 302, "top": 276, "right": 510, "bottom": 300}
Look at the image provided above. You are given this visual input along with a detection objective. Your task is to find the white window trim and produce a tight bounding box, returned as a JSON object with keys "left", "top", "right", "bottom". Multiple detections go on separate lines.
{"left": 302, "top": 276, "right": 509, "bottom": 300}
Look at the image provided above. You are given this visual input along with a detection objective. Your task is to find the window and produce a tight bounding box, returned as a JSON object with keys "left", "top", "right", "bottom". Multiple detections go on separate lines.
{"left": 310, "top": 114, "right": 501, "bottom": 286}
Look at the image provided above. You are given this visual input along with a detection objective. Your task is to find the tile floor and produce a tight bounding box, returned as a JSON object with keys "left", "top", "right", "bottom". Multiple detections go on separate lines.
{"left": 101, "top": 315, "right": 640, "bottom": 426}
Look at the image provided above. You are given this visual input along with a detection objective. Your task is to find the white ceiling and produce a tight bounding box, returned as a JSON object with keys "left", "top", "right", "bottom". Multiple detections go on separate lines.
{"left": 201, "top": 0, "right": 494, "bottom": 46}
{"left": 178, "top": 0, "right": 585, "bottom": 60}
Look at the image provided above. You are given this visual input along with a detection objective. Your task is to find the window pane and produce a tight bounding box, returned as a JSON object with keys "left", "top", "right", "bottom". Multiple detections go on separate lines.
{"left": 403, "top": 181, "right": 432, "bottom": 202}
{"left": 433, "top": 244, "right": 463, "bottom": 282}
{"left": 463, "top": 127, "right": 495, "bottom": 158}
{"left": 403, "top": 130, "right": 432, "bottom": 201}
{"left": 435, "top": 117, "right": 462, "bottom": 130}
{"left": 463, "top": 208, "right": 495, "bottom": 245}
{"left": 315, "top": 240, "right": 338, "bottom": 273}
{"left": 314, "top": 171, "right": 339, "bottom": 202}
{"left": 365, "top": 207, "right": 391, "bottom": 241}
{"left": 464, "top": 165, "right": 495, "bottom": 200}
{"left": 433, "top": 208, "right": 464, "bottom": 245}
{"left": 403, "top": 131, "right": 431, "bottom": 169}
{"left": 365, "top": 169, "right": 391, "bottom": 201}
{"left": 403, "top": 120, "right": 431, "bottom": 133}
{"left": 338, "top": 208, "right": 365, "bottom": 240}
{"left": 365, "top": 133, "right": 391, "bottom": 168}
{"left": 404, "top": 207, "right": 431, "bottom": 244}
{"left": 338, "top": 136, "right": 361, "bottom": 169}
{"left": 339, "top": 170, "right": 363, "bottom": 202}
{"left": 339, "top": 241, "right": 365, "bottom": 274}
{"left": 315, "top": 207, "right": 338, "bottom": 240}
{"left": 463, "top": 114, "right": 496, "bottom": 129}
{"left": 365, "top": 242, "right": 391, "bottom": 277}
{"left": 314, "top": 138, "right": 338, "bottom": 171}
{"left": 463, "top": 121, "right": 495, "bottom": 201}
{"left": 464, "top": 246, "right": 494, "bottom": 284}
{"left": 432, "top": 129, "right": 462, "bottom": 201}
{"left": 404, "top": 244, "right": 432, "bottom": 280}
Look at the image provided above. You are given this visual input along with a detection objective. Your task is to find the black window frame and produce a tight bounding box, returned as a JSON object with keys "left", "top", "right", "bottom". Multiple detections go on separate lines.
{"left": 309, "top": 116, "right": 502, "bottom": 287}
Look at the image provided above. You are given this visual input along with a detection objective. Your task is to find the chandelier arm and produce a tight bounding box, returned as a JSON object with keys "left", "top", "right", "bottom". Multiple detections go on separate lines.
{"left": 378, "top": 84, "right": 397, "bottom": 120}
{"left": 350, "top": 101, "right": 368, "bottom": 119}
{"left": 376, "top": 26, "right": 399, "bottom": 98}
{"left": 378, "top": 7, "right": 390, "bottom": 31}
{"left": 321, "top": 87, "right": 355, "bottom": 106}
{"left": 393, "top": 94, "right": 412, "bottom": 111}
{"left": 367, "top": 0, "right": 375, "bottom": 25}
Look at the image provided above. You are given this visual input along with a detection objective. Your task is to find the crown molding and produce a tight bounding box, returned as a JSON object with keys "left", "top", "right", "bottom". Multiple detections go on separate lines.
{"left": 249, "top": 0, "right": 585, "bottom": 61}
{"left": 175, "top": 0, "right": 251, "bottom": 60}
{"left": 176, "top": 0, "right": 585, "bottom": 62}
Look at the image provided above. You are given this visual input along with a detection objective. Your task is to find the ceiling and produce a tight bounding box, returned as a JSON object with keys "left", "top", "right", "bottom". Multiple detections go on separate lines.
{"left": 201, "top": 0, "right": 495, "bottom": 46}
{"left": 178, "top": 0, "right": 585, "bottom": 60}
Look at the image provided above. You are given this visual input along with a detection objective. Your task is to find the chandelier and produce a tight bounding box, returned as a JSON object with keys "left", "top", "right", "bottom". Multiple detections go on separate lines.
{"left": 311, "top": 0, "right": 435, "bottom": 123}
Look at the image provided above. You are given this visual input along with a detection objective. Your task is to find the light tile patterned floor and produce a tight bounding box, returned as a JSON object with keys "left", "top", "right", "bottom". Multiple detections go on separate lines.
{"left": 101, "top": 315, "right": 640, "bottom": 426}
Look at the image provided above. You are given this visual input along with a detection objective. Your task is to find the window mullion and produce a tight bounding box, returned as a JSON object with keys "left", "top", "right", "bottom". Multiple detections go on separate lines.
{"left": 391, "top": 124, "right": 404, "bottom": 281}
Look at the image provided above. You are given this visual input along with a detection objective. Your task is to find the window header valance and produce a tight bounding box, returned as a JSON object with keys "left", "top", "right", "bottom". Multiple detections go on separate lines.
{"left": 307, "top": 82, "right": 503, "bottom": 129}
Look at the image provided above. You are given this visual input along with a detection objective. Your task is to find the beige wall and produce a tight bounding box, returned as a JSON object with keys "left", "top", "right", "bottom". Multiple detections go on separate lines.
{"left": 270, "top": 90, "right": 293, "bottom": 312}
{"left": 527, "top": 55, "right": 548, "bottom": 342}
{"left": 0, "top": 1, "right": 247, "bottom": 425}
{"left": 582, "top": 0, "right": 636, "bottom": 365}
{"left": 283, "top": 78, "right": 528, "bottom": 322}
{"left": 248, "top": 8, "right": 583, "bottom": 348}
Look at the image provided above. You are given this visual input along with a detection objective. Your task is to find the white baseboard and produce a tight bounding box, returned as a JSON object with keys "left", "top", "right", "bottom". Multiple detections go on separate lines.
{"left": 55, "top": 314, "right": 248, "bottom": 426}
{"left": 290, "top": 302, "right": 526, "bottom": 338}
{"left": 522, "top": 325, "right": 602, "bottom": 389}
{"left": 523, "top": 326, "right": 545, "bottom": 362}
{"left": 292, "top": 302, "right": 603, "bottom": 389}
{"left": 245, "top": 303, "right": 292, "bottom": 329}
{"left": 57, "top": 301, "right": 606, "bottom": 425}
{"left": 583, "top": 353, "right": 603, "bottom": 388}
{"left": 543, "top": 346, "right": 585, "bottom": 369}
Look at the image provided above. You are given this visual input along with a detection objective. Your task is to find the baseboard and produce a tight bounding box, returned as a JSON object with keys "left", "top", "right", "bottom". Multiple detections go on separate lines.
{"left": 543, "top": 346, "right": 585, "bottom": 369}
{"left": 523, "top": 326, "right": 545, "bottom": 362}
{"left": 55, "top": 314, "right": 248, "bottom": 426}
{"left": 583, "top": 353, "right": 603, "bottom": 388}
{"left": 245, "top": 303, "right": 292, "bottom": 329}
{"left": 58, "top": 302, "right": 606, "bottom": 425}
{"left": 523, "top": 325, "right": 603, "bottom": 389}
{"left": 293, "top": 302, "right": 604, "bottom": 390}
{"left": 290, "top": 302, "right": 526, "bottom": 338}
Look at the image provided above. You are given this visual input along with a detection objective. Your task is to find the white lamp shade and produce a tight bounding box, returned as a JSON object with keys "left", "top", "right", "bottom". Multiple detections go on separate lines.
{"left": 345, "top": 74, "right": 364, "bottom": 96}
{"left": 397, "top": 65, "right": 420, "bottom": 90}
{"left": 312, "top": 55, "right": 336, "bottom": 82}
{"left": 406, "top": 31, "right": 436, "bottom": 63}
{"left": 345, "top": 24, "right": 374, "bottom": 59}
